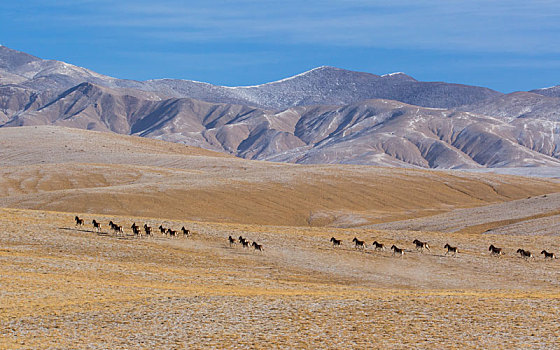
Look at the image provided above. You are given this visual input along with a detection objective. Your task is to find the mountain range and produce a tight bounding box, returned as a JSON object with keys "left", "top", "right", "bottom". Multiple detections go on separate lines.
{"left": 1, "top": 45, "right": 559, "bottom": 169}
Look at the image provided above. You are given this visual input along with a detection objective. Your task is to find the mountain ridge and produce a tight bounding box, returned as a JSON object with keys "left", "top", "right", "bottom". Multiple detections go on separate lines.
{"left": 0, "top": 45, "right": 501, "bottom": 109}
{"left": 1, "top": 45, "right": 559, "bottom": 170}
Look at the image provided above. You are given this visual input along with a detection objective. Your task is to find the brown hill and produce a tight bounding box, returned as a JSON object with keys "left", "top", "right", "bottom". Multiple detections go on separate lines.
{"left": 1, "top": 126, "right": 558, "bottom": 227}
{"left": 3, "top": 81, "right": 559, "bottom": 169}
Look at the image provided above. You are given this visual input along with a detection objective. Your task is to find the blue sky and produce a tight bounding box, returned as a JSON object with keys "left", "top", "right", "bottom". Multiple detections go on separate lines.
{"left": 1, "top": 0, "right": 559, "bottom": 92}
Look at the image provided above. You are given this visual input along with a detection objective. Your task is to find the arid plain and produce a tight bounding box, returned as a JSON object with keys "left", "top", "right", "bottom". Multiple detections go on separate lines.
{"left": 1, "top": 126, "right": 560, "bottom": 349}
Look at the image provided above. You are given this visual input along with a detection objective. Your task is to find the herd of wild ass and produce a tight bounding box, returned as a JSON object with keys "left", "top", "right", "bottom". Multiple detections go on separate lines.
{"left": 332, "top": 236, "right": 556, "bottom": 260}
{"left": 75, "top": 216, "right": 265, "bottom": 252}
{"left": 76, "top": 215, "right": 556, "bottom": 259}
{"left": 228, "top": 235, "right": 264, "bottom": 252}
{"left": 77, "top": 216, "right": 191, "bottom": 239}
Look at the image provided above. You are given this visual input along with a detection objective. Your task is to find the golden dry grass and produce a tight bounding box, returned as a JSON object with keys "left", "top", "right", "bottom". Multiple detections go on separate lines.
{"left": 1, "top": 208, "right": 560, "bottom": 348}
{"left": 1, "top": 126, "right": 559, "bottom": 228}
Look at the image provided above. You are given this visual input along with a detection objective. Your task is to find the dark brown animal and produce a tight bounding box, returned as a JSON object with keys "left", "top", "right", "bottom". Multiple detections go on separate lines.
{"left": 75, "top": 216, "right": 84, "bottom": 226}
{"left": 413, "top": 239, "right": 430, "bottom": 252}
{"left": 489, "top": 244, "right": 503, "bottom": 256}
{"left": 252, "top": 242, "right": 263, "bottom": 252}
{"left": 132, "top": 224, "right": 140, "bottom": 237}
{"left": 181, "top": 226, "right": 190, "bottom": 237}
{"left": 517, "top": 249, "right": 533, "bottom": 259}
{"left": 352, "top": 237, "right": 365, "bottom": 250}
{"left": 108, "top": 221, "right": 123, "bottom": 235}
{"left": 228, "top": 236, "right": 236, "bottom": 247}
{"left": 330, "top": 237, "right": 342, "bottom": 247}
{"left": 391, "top": 245, "right": 405, "bottom": 257}
{"left": 167, "top": 228, "right": 177, "bottom": 237}
{"left": 541, "top": 250, "right": 556, "bottom": 259}
{"left": 92, "top": 220, "right": 101, "bottom": 232}
{"left": 372, "top": 241, "right": 385, "bottom": 251}
{"left": 159, "top": 225, "right": 166, "bottom": 235}
{"left": 144, "top": 224, "right": 152, "bottom": 236}
{"left": 444, "top": 244, "right": 457, "bottom": 256}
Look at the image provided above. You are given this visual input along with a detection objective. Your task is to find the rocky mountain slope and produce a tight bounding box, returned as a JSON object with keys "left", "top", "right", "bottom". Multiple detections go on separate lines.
{"left": 457, "top": 92, "right": 560, "bottom": 122}
{"left": 0, "top": 45, "right": 501, "bottom": 110}
{"left": 137, "top": 66, "right": 502, "bottom": 109}
{"left": 531, "top": 85, "right": 560, "bottom": 98}
{"left": 1, "top": 45, "right": 559, "bottom": 169}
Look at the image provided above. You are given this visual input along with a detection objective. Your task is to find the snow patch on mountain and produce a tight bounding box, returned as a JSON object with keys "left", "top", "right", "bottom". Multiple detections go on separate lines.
{"left": 224, "top": 66, "right": 338, "bottom": 89}
{"left": 381, "top": 72, "right": 406, "bottom": 77}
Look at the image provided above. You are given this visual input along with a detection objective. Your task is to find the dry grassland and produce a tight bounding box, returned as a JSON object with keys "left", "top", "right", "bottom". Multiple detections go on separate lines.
{"left": 1, "top": 126, "right": 560, "bottom": 348}
{"left": 2, "top": 208, "right": 560, "bottom": 349}
{"left": 1, "top": 126, "right": 559, "bottom": 227}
